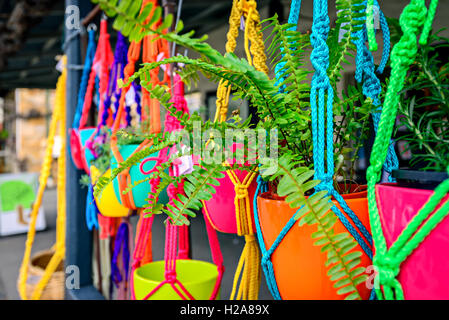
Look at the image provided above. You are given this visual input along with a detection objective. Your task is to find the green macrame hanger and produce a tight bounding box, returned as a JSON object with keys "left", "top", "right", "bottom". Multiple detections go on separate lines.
{"left": 366, "top": 0, "right": 449, "bottom": 300}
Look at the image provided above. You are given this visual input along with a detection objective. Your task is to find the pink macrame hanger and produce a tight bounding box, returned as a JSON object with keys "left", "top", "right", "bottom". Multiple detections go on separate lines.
{"left": 137, "top": 214, "right": 224, "bottom": 300}
{"left": 131, "top": 75, "right": 223, "bottom": 300}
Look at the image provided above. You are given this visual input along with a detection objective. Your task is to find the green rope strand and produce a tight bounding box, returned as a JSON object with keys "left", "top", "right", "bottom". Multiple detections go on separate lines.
{"left": 366, "top": 0, "right": 442, "bottom": 300}
{"left": 419, "top": 0, "right": 439, "bottom": 45}
{"left": 366, "top": 0, "right": 377, "bottom": 52}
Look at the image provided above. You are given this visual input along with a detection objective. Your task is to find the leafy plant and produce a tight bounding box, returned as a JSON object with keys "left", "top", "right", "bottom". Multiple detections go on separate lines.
{"left": 397, "top": 31, "right": 449, "bottom": 171}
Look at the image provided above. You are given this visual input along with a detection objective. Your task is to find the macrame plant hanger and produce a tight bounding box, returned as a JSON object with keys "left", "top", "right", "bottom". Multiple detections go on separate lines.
{"left": 132, "top": 75, "right": 224, "bottom": 300}
{"left": 91, "top": 30, "right": 137, "bottom": 298}
{"left": 108, "top": 0, "right": 173, "bottom": 290}
{"left": 18, "top": 57, "right": 67, "bottom": 300}
{"left": 86, "top": 27, "right": 130, "bottom": 233}
{"left": 75, "top": 18, "right": 114, "bottom": 174}
{"left": 201, "top": 0, "right": 268, "bottom": 301}
{"left": 352, "top": 0, "right": 399, "bottom": 183}
{"left": 110, "top": 0, "right": 170, "bottom": 211}
{"left": 366, "top": 0, "right": 448, "bottom": 300}
{"left": 253, "top": 0, "right": 378, "bottom": 300}
{"left": 127, "top": 0, "right": 195, "bottom": 299}
{"left": 70, "top": 25, "right": 96, "bottom": 170}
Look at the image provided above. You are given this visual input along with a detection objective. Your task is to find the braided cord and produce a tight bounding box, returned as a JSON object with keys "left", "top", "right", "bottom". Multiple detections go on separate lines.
{"left": 73, "top": 29, "right": 96, "bottom": 129}
{"left": 214, "top": 0, "right": 268, "bottom": 123}
{"left": 309, "top": 0, "right": 373, "bottom": 256}
{"left": 274, "top": 0, "right": 301, "bottom": 89}
{"left": 18, "top": 57, "right": 67, "bottom": 300}
{"left": 366, "top": 0, "right": 377, "bottom": 51}
{"left": 366, "top": 0, "right": 440, "bottom": 300}
{"left": 353, "top": 1, "right": 398, "bottom": 182}
{"left": 209, "top": 0, "right": 267, "bottom": 301}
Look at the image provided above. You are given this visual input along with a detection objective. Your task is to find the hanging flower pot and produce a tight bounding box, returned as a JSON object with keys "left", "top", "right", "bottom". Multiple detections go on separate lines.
{"left": 70, "top": 27, "right": 97, "bottom": 171}
{"left": 133, "top": 259, "right": 220, "bottom": 300}
{"left": 79, "top": 128, "right": 97, "bottom": 174}
{"left": 203, "top": 168, "right": 258, "bottom": 234}
{"left": 70, "top": 128, "right": 86, "bottom": 170}
{"left": 132, "top": 214, "right": 223, "bottom": 301}
{"left": 110, "top": 144, "right": 169, "bottom": 209}
{"left": 256, "top": 190, "right": 372, "bottom": 300}
{"left": 90, "top": 165, "right": 129, "bottom": 218}
{"left": 375, "top": 181, "right": 449, "bottom": 299}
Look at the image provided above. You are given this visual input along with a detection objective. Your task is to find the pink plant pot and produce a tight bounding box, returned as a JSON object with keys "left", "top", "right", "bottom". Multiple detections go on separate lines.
{"left": 376, "top": 183, "right": 449, "bottom": 299}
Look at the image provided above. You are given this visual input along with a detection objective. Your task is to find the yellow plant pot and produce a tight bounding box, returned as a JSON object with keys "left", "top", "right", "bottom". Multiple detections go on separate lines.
{"left": 90, "top": 166, "right": 129, "bottom": 218}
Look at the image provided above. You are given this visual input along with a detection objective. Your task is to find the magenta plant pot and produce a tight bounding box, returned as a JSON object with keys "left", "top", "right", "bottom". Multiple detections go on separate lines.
{"left": 202, "top": 169, "right": 258, "bottom": 234}
{"left": 376, "top": 183, "right": 449, "bottom": 299}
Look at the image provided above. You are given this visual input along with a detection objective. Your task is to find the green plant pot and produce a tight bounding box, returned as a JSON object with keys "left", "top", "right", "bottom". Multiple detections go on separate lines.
{"left": 133, "top": 260, "right": 220, "bottom": 300}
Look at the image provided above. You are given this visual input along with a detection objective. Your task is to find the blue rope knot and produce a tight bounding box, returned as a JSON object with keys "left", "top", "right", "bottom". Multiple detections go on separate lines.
{"left": 261, "top": 252, "right": 271, "bottom": 266}
{"left": 314, "top": 174, "right": 333, "bottom": 192}
{"left": 374, "top": 255, "right": 400, "bottom": 288}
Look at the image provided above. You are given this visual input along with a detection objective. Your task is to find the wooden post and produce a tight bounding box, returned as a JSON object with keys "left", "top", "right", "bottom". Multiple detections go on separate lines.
{"left": 65, "top": 0, "right": 104, "bottom": 300}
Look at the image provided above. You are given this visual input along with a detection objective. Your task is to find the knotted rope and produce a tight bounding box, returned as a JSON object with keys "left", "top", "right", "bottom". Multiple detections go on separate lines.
{"left": 353, "top": 0, "right": 398, "bottom": 182}
{"left": 367, "top": 0, "right": 443, "bottom": 300}
{"left": 18, "top": 57, "right": 67, "bottom": 300}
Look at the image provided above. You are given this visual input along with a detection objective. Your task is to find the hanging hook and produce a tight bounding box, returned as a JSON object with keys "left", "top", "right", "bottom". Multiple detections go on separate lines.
{"left": 87, "top": 23, "right": 97, "bottom": 32}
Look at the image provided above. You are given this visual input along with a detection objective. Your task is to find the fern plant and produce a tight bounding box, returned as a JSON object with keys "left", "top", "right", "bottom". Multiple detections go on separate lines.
{"left": 91, "top": 0, "right": 375, "bottom": 299}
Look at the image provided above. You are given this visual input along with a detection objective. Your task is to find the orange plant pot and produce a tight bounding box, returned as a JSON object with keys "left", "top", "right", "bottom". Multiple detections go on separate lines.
{"left": 256, "top": 188, "right": 372, "bottom": 300}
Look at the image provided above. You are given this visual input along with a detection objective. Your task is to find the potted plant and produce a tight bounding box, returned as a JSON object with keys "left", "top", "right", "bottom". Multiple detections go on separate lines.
{"left": 92, "top": 0, "right": 379, "bottom": 300}
{"left": 85, "top": 129, "right": 130, "bottom": 219}
{"left": 393, "top": 31, "right": 449, "bottom": 186}
{"left": 374, "top": 30, "right": 449, "bottom": 299}
{"left": 255, "top": 0, "right": 381, "bottom": 299}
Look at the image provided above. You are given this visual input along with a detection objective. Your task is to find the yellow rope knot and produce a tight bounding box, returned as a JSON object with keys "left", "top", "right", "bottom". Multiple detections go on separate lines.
{"left": 235, "top": 185, "right": 249, "bottom": 200}
{"left": 241, "top": 0, "right": 257, "bottom": 17}
{"left": 244, "top": 233, "right": 256, "bottom": 243}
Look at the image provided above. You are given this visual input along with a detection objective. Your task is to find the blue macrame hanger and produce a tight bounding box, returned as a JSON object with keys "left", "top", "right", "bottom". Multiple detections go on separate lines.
{"left": 253, "top": 0, "right": 382, "bottom": 300}
{"left": 86, "top": 183, "right": 99, "bottom": 231}
{"left": 72, "top": 27, "right": 97, "bottom": 134}
{"left": 352, "top": 0, "right": 399, "bottom": 182}
{"left": 307, "top": 0, "right": 373, "bottom": 276}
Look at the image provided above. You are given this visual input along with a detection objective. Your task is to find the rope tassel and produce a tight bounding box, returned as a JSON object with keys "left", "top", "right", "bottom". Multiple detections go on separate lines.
{"left": 230, "top": 234, "right": 261, "bottom": 300}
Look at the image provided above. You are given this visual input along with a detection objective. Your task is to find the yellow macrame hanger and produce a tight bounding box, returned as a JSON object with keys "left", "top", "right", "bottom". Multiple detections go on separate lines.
{"left": 212, "top": 0, "right": 268, "bottom": 300}
{"left": 17, "top": 56, "right": 67, "bottom": 300}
